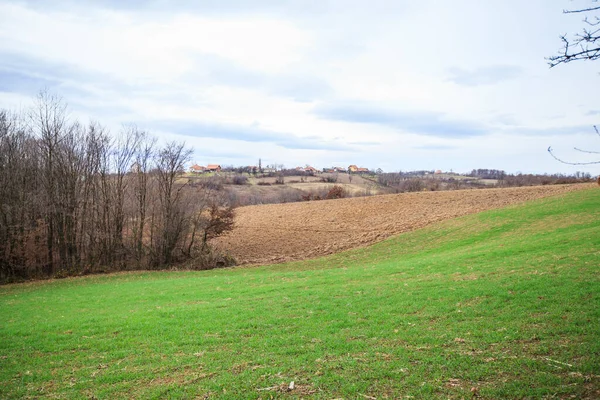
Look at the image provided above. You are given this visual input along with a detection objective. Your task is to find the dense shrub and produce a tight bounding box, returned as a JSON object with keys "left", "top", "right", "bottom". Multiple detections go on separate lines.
{"left": 468, "top": 169, "right": 506, "bottom": 180}
{"left": 326, "top": 185, "right": 346, "bottom": 199}
{"left": 225, "top": 187, "right": 304, "bottom": 206}
{"left": 278, "top": 188, "right": 304, "bottom": 203}
{"left": 400, "top": 178, "right": 425, "bottom": 192}
{"left": 300, "top": 185, "right": 350, "bottom": 201}
{"left": 185, "top": 248, "right": 236, "bottom": 270}
{"left": 321, "top": 174, "right": 338, "bottom": 183}
{"left": 200, "top": 176, "right": 225, "bottom": 191}
{"left": 498, "top": 173, "right": 592, "bottom": 187}
{"left": 231, "top": 174, "right": 248, "bottom": 185}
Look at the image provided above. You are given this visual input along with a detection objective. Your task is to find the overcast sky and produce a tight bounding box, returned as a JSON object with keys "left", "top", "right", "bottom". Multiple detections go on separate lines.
{"left": 1, "top": 0, "right": 599, "bottom": 174}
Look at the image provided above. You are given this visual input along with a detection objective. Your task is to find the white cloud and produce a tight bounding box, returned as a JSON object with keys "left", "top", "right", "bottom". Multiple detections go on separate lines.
{"left": 0, "top": 2, "right": 311, "bottom": 80}
{"left": 0, "top": 0, "right": 598, "bottom": 175}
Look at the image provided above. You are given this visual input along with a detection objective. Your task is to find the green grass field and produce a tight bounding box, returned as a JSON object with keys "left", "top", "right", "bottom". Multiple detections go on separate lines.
{"left": 1, "top": 188, "right": 599, "bottom": 399}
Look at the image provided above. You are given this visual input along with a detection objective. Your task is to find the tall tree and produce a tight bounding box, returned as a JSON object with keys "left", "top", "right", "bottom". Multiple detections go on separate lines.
{"left": 152, "top": 141, "right": 193, "bottom": 266}
{"left": 0, "top": 93, "right": 235, "bottom": 282}
{"left": 132, "top": 130, "right": 156, "bottom": 265}
{"left": 30, "top": 90, "right": 68, "bottom": 274}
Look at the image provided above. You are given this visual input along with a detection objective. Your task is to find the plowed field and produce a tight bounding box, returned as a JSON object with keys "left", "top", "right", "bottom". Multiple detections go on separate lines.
{"left": 213, "top": 183, "right": 593, "bottom": 265}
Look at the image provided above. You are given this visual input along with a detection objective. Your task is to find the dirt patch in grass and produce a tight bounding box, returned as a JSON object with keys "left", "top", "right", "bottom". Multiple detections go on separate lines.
{"left": 213, "top": 184, "right": 593, "bottom": 265}
{"left": 256, "top": 381, "right": 317, "bottom": 396}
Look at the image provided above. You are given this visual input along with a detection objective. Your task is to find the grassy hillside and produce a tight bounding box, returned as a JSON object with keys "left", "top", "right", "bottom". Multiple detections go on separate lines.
{"left": 0, "top": 188, "right": 598, "bottom": 399}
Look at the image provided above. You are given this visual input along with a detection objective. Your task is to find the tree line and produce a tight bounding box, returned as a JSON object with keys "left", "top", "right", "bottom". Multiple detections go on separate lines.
{"left": 377, "top": 170, "right": 592, "bottom": 193}
{"left": 0, "top": 92, "right": 234, "bottom": 283}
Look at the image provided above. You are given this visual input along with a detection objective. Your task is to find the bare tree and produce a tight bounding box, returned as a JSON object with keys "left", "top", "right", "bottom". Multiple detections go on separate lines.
{"left": 548, "top": 0, "right": 600, "bottom": 67}
{"left": 30, "top": 90, "right": 69, "bottom": 275}
{"left": 0, "top": 93, "right": 236, "bottom": 282}
{"left": 131, "top": 130, "right": 156, "bottom": 265}
{"left": 152, "top": 141, "right": 193, "bottom": 266}
{"left": 52, "top": 121, "right": 88, "bottom": 272}
{"left": 76, "top": 121, "right": 107, "bottom": 269}
{"left": 0, "top": 110, "right": 42, "bottom": 279}
{"left": 108, "top": 125, "right": 142, "bottom": 265}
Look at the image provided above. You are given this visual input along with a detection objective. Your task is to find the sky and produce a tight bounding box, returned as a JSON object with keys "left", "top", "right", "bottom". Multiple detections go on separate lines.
{"left": 0, "top": 0, "right": 599, "bottom": 175}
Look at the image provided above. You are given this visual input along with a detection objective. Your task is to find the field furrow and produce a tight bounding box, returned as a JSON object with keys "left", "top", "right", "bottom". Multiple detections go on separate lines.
{"left": 214, "top": 183, "right": 592, "bottom": 264}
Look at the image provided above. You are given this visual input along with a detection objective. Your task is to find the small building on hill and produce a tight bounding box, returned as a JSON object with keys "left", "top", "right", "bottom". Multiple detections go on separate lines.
{"left": 189, "top": 164, "right": 206, "bottom": 173}
{"left": 349, "top": 165, "right": 369, "bottom": 174}
{"left": 206, "top": 164, "right": 221, "bottom": 172}
{"left": 296, "top": 166, "right": 318, "bottom": 174}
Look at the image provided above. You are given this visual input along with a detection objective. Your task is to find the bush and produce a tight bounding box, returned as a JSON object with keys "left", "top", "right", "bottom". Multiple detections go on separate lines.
{"left": 400, "top": 178, "right": 424, "bottom": 192}
{"left": 231, "top": 174, "right": 248, "bottom": 185}
{"left": 200, "top": 176, "right": 225, "bottom": 191}
{"left": 326, "top": 185, "right": 346, "bottom": 199}
{"left": 321, "top": 174, "right": 338, "bottom": 183}
{"left": 301, "top": 193, "right": 322, "bottom": 201}
{"left": 446, "top": 178, "right": 463, "bottom": 190}
{"left": 187, "top": 248, "right": 236, "bottom": 270}
{"left": 278, "top": 188, "right": 304, "bottom": 203}
{"left": 425, "top": 180, "right": 441, "bottom": 191}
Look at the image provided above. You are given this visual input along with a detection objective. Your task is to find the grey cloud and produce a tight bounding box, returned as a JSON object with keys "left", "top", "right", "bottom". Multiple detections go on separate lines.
{"left": 491, "top": 113, "right": 519, "bottom": 127}
{"left": 413, "top": 144, "right": 456, "bottom": 150}
{"left": 347, "top": 141, "right": 381, "bottom": 146}
{"left": 503, "top": 125, "right": 594, "bottom": 136}
{"left": 193, "top": 148, "right": 247, "bottom": 160}
{"left": 150, "top": 119, "right": 352, "bottom": 152}
{"left": 14, "top": 0, "right": 333, "bottom": 19}
{"left": 188, "top": 54, "right": 332, "bottom": 102}
{"left": 0, "top": 52, "right": 76, "bottom": 93}
{"left": 447, "top": 65, "right": 523, "bottom": 86}
{"left": 313, "top": 102, "right": 487, "bottom": 138}
{"left": 0, "top": 51, "right": 134, "bottom": 105}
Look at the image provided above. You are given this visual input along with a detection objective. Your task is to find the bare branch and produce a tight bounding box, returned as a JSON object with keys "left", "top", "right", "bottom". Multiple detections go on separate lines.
{"left": 574, "top": 147, "right": 600, "bottom": 154}
{"left": 548, "top": 124, "right": 600, "bottom": 164}
{"left": 549, "top": 2, "right": 600, "bottom": 67}
{"left": 563, "top": 6, "right": 600, "bottom": 14}
{"left": 548, "top": 146, "right": 600, "bottom": 165}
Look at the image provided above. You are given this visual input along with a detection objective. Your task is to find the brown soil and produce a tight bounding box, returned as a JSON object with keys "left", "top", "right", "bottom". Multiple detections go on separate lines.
{"left": 212, "top": 183, "right": 594, "bottom": 265}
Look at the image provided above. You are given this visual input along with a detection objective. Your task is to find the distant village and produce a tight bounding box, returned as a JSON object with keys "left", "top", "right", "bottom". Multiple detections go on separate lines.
{"left": 188, "top": 163, "right": 449, "bottom": 176}
{"left": 188, "top": 164, "right": 378, "bottom": 174}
